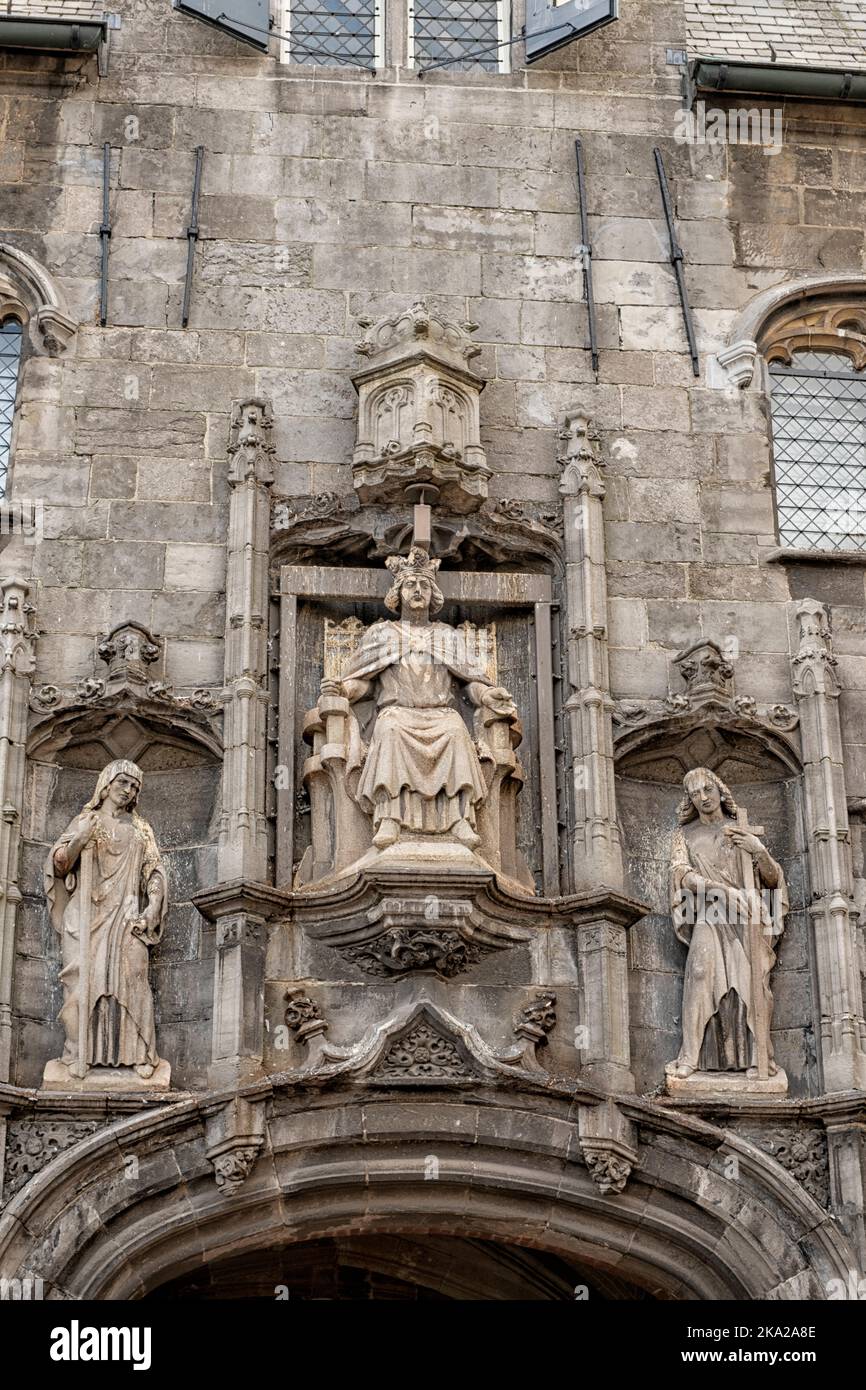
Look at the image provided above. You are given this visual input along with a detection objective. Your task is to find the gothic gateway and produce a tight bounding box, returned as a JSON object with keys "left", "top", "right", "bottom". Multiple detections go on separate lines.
{"left": 0, "top": 0, "right": 864, "bottom": 1303}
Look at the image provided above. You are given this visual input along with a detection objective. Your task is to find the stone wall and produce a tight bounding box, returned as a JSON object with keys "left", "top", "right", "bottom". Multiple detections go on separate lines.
{"left": 1, "top": 0, "right": 865, "bottom": 1097}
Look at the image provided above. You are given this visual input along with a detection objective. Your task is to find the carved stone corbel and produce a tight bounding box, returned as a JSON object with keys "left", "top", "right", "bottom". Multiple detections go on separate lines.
{"left": 0, "top": 578, "right": 36, "bottom": 1081}
{"left": 578, "top": 1100, "right": 638, "bottom": 1196}
{"left": 204, "top": 1094, "right": 267, "bottom": 1196}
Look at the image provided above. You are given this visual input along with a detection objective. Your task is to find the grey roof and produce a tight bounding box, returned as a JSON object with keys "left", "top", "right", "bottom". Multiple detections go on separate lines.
{"left": 1, "top": 1, "right": 104, "bottom": 19}
{"left": 686, "top": 0, "right": 866, "bottom": 70}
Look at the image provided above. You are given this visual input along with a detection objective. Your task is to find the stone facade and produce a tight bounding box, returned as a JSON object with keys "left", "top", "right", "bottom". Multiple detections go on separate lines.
{"left": 0, "top": 0, "right": 865, "bottom": 1301}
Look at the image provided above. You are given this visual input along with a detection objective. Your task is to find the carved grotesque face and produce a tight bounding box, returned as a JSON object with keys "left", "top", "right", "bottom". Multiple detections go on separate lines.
{"left": 686, "top": 773, "right": 721, "bottom": 818}
{"left": 106, "top": 773, "right": 140, "bottom": 809}
{"left": 400, "top": 574, "right": 432, "bottom": 615}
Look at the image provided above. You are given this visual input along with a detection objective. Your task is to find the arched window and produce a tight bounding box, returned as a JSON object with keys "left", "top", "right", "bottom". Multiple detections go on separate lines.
{"left": 769, "top": 350, "right": 866, "bottom": 552}
{"left": 0, "top": 317, "right": 23, "bottom": 500}
{"left": 762, "top": 297, "right": 866, "bottom": 553}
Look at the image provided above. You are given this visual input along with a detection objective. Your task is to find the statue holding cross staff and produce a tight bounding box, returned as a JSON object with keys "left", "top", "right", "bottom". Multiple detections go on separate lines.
{"left": 665, "top": 767, "right": 789, "bottom": 1091}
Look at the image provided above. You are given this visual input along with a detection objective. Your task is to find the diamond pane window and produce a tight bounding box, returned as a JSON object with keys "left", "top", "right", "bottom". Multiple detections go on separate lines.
{"left": 0, "top": 318, "right": 23, "bottom": 500}
{"left": 770, "top": 350, "right": 866, "bottom": 552}
{"left": 409, "top": 0, "right": 509, "bottom": 72}
{"left": 282, "top": 0, "right": 382, "bottom": 66}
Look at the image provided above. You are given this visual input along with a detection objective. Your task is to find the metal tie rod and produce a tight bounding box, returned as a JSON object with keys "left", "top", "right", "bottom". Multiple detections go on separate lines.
{"left": 182, "top": 145, "right": 204, "bottom": 329}
{"left": 653, "top": 147, "right": 700, "bottom": 378}
{"left": 98, "top": 142, "right": 111, "bottom": 327}
{"left": 574, "top": 138, "right": 598, "bottom": 378}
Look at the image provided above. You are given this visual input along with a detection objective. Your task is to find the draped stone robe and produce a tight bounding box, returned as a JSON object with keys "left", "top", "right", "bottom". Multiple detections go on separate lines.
{"left": 45, "top": 810, "right": 168, "bottom": 1070}
{"left": 671, "top": 820, "right": 788, "bottom": 1071}
{"left": 341, "top": 618, "right": 491, "bottom": 835}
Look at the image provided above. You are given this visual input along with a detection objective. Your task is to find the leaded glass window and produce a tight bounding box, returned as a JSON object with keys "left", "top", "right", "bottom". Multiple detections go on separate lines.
{"left": 0, "top": 318, "right": 23, "bottom": 500}
{"left": 770, "top": 350, "right": 866, "bottom": 553}
{"left": 281, "top": 0, "right": 382, "bottom": 67}
{"left": 408, "top": 0, "right": 509, "bottom": 71}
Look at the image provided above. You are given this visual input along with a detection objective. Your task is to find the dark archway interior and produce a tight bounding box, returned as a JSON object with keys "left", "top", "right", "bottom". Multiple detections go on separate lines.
{"left": 146, "top": 1235, "right": 656, "bottom": 1301}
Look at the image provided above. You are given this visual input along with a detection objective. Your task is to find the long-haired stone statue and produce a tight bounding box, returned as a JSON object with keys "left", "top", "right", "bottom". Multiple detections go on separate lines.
{"left": 665, "top": 767, "right": 788, "bottom": 1093}
{"left": 325, "top": 547, "right": 520, "bottom": 856}
{"left": 42, "top": 759, "right": 170, "bottom": 1091}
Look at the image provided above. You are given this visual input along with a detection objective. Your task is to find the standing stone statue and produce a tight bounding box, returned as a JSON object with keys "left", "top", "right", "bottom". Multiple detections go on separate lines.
{"left": 323, "top": 547, "right": 520, "bottom": 856}
{"left": 42, "top": 759, "right": 170, "bottom": 1090}
{"left": 665, "top": 767, "right": 788, "bottom": 1091}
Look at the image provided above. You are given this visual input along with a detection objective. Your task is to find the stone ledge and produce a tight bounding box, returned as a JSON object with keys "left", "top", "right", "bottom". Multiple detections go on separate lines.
{"left": 765, "top": 547, "right": 866, "bottom": 567}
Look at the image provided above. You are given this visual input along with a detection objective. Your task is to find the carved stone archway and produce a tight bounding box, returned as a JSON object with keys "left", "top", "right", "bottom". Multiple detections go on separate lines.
{"left": 0, "top": 1086, "right": 853, "bottom": 1301}
{"left": 717, "top": 273, "right": 866, "bottom": 388}
{"left": 0, "top": 244, "right": 76, "bottom": 356}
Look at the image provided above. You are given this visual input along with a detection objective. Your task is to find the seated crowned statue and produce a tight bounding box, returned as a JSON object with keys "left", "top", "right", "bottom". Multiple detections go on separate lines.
{"left": 322, "top": 547, "right": 519, "bottom": 853}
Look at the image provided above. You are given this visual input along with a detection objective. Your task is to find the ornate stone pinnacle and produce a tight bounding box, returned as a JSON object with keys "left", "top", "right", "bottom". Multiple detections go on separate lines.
{"left": 227, "top": 397, "right": 275, "bottom": 486}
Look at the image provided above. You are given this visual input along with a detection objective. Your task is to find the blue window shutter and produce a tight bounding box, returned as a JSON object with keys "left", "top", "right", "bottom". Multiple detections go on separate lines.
{"left": 173, "top": 0, "right": 271, "bottom": 51}
{"left": 524, "top": 0, "right": 617, "bottom": 63}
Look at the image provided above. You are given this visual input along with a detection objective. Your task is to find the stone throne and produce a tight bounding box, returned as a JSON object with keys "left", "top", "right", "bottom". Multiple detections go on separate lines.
{"left": 295, "top": 602, "right": 533, "bottom": 895}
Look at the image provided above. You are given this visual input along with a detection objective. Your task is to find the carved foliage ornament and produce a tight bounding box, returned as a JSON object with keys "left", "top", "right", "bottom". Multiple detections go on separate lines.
{"left": 212, "top": 1146, "right": 260, "bottom": 1194}
{"left": 377, "top": 1019, "right": 470, "bottom": 1079}
{"left": 3, "top": 1118, "right": 99, "bottom": 1199}
{"left": 739, "top": 1124, "right": 830, "bottom": 1208}
{"left": 270, "top": 494, "right": 561, "bottom": 568}
{"left": 343, "top": 927, "right": 490, "bottom": 979}
{"left": 583, "top": 1148, "right": 632, "bottom": 1196}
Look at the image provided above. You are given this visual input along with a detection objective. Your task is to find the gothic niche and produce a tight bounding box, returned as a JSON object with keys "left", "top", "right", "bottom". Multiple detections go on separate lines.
{"left": 295, "top": 547, "right": 533, "bottom": 896}
{"left": 15, "top": 621, "right": 223, "bottom": 1091}
{"left": 352, "top": 300, "right": 491, "bottom": 514}
{"left": 613, "top": 638, "right": 815, "bottom": 1098}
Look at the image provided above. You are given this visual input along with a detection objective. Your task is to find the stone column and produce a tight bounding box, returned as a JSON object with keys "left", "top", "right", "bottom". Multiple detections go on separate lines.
{"left": 204, "top": 400, "right": 275, "bottom": 1088}
{"left": 559, "top": 414, "right": 633, "bottom": 1094}
{"left": 559, "top": 411, "right": 624, "bottom": 893}
{"left": 219, "top": 398, "right": 274, "bottom": 883}
{"left": 790, "top": 599, "right": 866, "bottom": 1093}
{"left": 824, "top": 1107, "right": 866, "bottom": 1274}
{"left": 0, "top": 578, "right": 36, "bottom": 1083}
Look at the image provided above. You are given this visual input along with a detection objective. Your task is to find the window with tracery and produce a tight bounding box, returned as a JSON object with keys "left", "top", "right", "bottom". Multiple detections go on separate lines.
{"left": 0, "top": 317, "right": 23, "bottom": 500}
{"left": 763, "top": 299, "right": 866, "bottom": 553}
